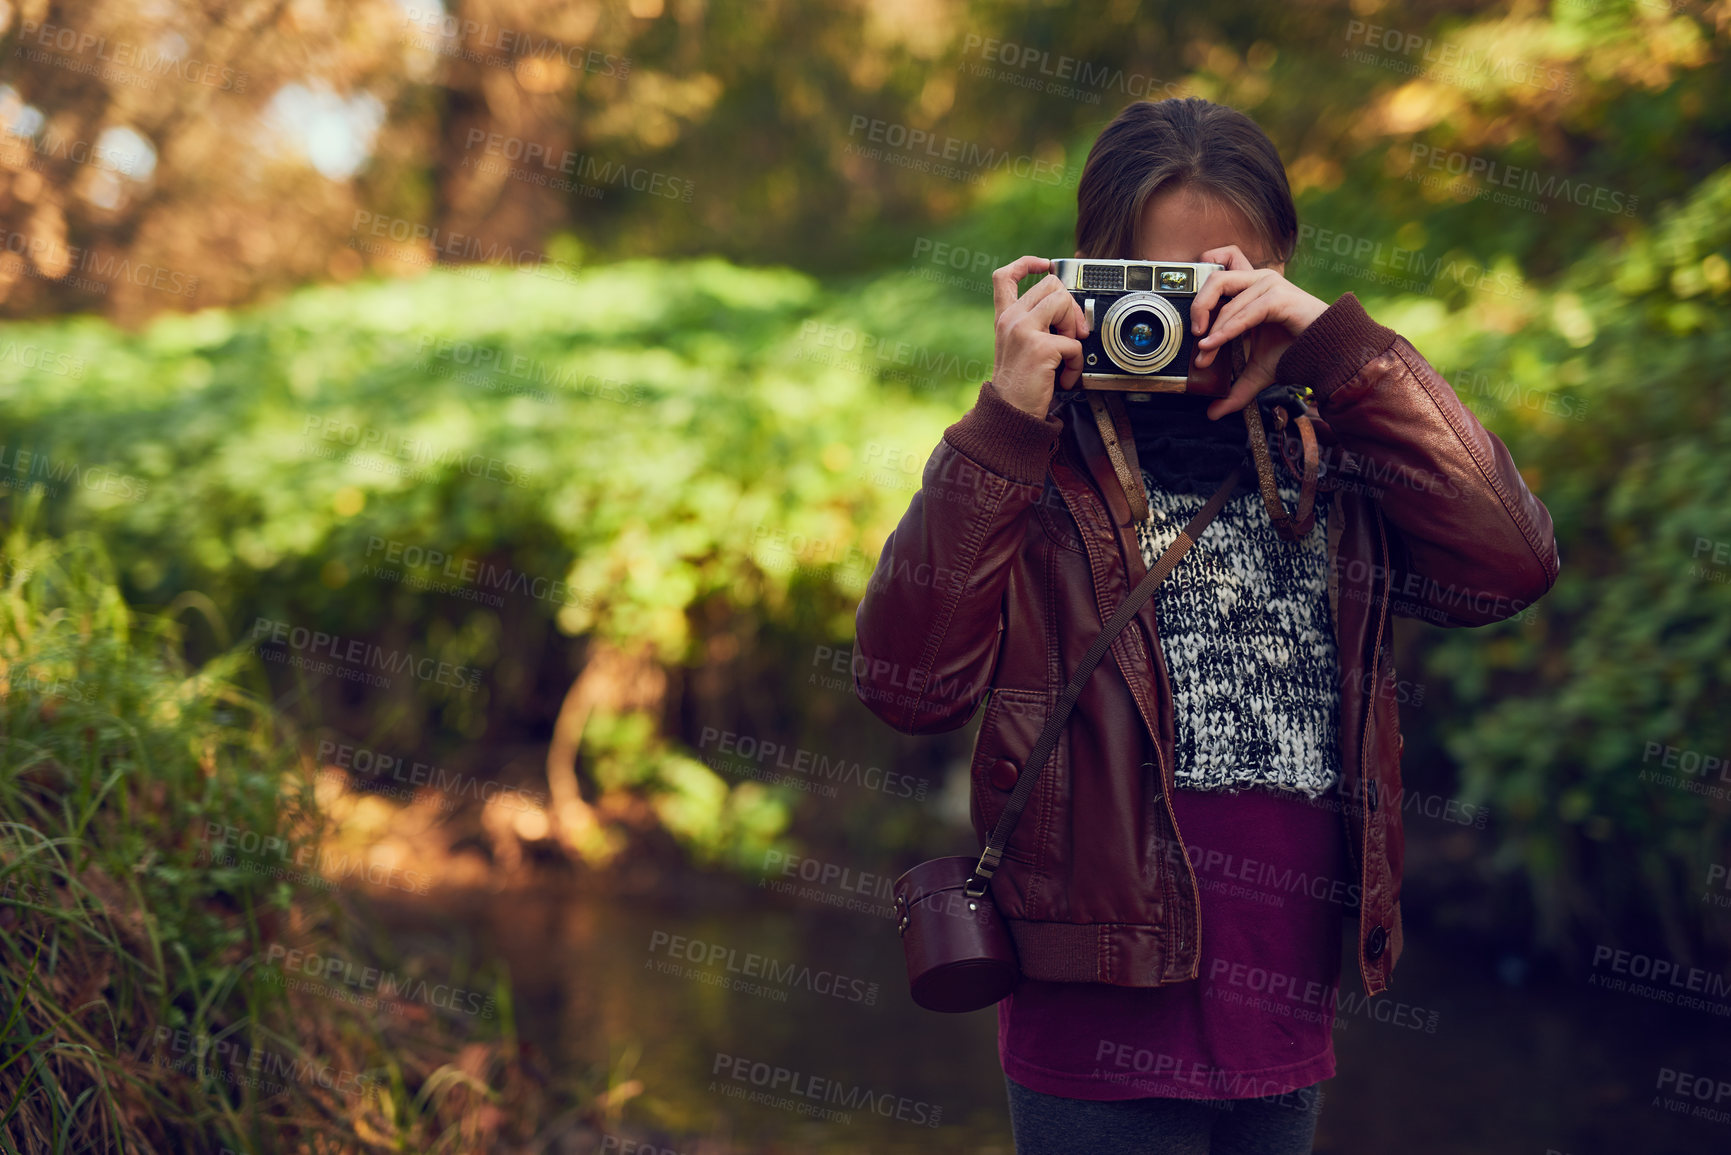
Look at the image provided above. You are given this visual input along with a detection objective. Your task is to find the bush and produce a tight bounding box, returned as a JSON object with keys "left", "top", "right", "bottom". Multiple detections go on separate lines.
{"left": 0, "top": 498, "right": 556, "bottom": 1153}
{"left": 1409, "top": 164, "right": 1731, "bottom": 965}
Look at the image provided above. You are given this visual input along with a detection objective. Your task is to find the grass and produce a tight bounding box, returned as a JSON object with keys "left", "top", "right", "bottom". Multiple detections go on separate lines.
{"left": 0, "top": 491, "right": 596, "bottom": 1153}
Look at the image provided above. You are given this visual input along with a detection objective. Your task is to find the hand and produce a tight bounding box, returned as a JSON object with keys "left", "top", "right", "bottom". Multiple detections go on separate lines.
{"left": 1188, "top": 245, "right": 1329, "bottom": 420}
{"left": 990, "top": 256, "right": 1089, "bottom": 419}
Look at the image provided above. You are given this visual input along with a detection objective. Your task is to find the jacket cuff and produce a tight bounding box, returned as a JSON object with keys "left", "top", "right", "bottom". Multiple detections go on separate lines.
{"left": 1275, "top": 291, "right": 1400, "bottom": 402}
{"left": 943, "top": 380, "right": 1063, "bottom": 486}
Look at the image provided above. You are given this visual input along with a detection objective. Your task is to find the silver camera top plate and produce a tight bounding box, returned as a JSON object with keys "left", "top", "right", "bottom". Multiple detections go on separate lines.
{"left": 1049, "top": 259, "right": 1225, "bottom": 294}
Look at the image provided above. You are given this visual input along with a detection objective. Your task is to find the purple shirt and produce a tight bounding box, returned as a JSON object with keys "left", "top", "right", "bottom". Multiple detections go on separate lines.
{"left": 998, "top": 782, "right": 1348, "bottom": 1100}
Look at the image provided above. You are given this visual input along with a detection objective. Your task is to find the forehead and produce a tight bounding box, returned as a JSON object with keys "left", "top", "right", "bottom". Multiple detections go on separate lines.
{"left": 1135, "top": 185, "right": 1269, "bottom": 264}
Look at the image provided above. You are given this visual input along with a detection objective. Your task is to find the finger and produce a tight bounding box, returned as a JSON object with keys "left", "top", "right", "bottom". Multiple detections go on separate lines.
{"left": 1205, "top": 358, "right": 1276, "bottom": 421}
{"left": 1202, "top": 276, "right": 1280, "bottom": 342}
{"left": 1054, "top": 336, "right": 1085, "bottom": 390}
{"left": 1050, "top": 289, "right": 1090, "bottom": 341}
{"left": 1195, "top": 281, "right": 1268, "bottom": 368}
{"left": 1047, "top": 294, "right": 1086, "bottom": 341}
{"left": 1025, "top": 278, "right": 1081, "bottom": 332}
{"left": 1190, "top": 268, "right": 1258, "bottom": 336}
{"left": 1005, "top": 273, "right": 1068, "bottom": 324}
{"left": 993, "top": 256, "right": 1055, "bottom": 318}
{"left": 1210, "top": 285, "right": 1275, "bottom": 345}
{"left": 1199, "top": 244, "right": 1256, "bottom": 273}
{"left": 1194, "top": 282, "right": 1276, "bottom": 366}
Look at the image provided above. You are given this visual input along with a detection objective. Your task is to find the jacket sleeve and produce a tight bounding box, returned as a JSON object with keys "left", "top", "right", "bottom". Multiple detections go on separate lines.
{"left": 852, "top": 379, "right": 1062, "bottom": 734}
{"left": 1274, "top": 292, "right": 1560, "bottom": 628}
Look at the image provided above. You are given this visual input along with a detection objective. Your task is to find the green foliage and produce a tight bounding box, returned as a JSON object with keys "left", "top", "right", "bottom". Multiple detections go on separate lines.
{"left": 0, "top": 501, "right": 577, "bottom": 1152}
{"left": 0, "top": 254, "right": 997, "bottom": 866}
{"left": 1412, "top": 163, "right": 1731, "bottom": 961}
{"left": 0, "top": 258, "right": 956, "bottom": 652}
{"left": 581, "top": 710, "right": 791, "bottom": 871}
{"left": 0, "top": 497, "right": 327, "bottom": 1150}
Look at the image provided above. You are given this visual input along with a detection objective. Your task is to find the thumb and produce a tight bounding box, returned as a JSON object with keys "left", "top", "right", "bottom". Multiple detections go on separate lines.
{"left": 1205, "top": 357, "right": 1276, "bottom": 421}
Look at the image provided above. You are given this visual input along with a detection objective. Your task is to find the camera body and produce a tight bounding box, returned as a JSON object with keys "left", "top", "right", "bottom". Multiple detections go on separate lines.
{"left": 1050, "top": 258, "right": 1233, "bottom": 397}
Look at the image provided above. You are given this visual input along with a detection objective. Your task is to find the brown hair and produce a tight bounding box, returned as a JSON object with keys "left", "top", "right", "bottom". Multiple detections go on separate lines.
{"left": 1075, "top": 97, "right": 1297, "bottom": 265}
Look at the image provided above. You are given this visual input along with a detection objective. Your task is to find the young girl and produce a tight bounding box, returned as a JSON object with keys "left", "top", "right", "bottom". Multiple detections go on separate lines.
{"left": 853, "top": 97, "right": 1558, "bottom": 1155}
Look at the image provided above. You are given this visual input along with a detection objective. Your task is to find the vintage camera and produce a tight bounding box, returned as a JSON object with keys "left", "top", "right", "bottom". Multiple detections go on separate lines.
{"left": 1050, "top": 259, "right": 1235, "bottom": 397}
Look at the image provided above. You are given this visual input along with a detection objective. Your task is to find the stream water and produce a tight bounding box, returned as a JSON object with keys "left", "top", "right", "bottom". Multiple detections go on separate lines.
{"left": 372, "top": 878, "right": 1727, "bottom": 1155}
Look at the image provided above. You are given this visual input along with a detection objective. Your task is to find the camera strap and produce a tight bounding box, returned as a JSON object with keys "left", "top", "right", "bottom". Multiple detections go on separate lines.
{"left": 1242, "top": 402, "right": 1320, "bottom": 541}
{"left": 1088, "top": 389, "right": 1320, "bottom": 542}
{"left": 1087, "top": 393, "right": 1150, "bottom": 524}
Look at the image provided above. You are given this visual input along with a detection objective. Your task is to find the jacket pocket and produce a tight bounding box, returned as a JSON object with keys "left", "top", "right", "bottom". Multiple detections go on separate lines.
{"left": 968, "top": 687, "right": 1065, "bottom": 868}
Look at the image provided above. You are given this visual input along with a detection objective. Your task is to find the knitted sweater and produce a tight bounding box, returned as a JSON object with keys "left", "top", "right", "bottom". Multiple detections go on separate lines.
{"left": 1133, "top": 465, "right": 1342, "bottom": 799}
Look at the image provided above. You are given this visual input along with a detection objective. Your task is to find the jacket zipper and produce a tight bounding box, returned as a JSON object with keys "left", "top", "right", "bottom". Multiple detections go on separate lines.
{"left": 1145, "top": 609, "right": 1202, "bottom": 979}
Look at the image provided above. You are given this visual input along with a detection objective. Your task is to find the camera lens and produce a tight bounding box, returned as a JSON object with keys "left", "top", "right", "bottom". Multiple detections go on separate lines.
{"left": 1100, "top": 292, "right": 1184, "bottom": 374}
{"left": 1122, "top": 312, "right": 1165, "bottom": 355}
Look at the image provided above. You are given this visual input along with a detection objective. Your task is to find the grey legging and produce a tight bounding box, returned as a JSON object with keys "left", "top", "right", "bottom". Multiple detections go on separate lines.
{"left": 1004, "top": 1075, "right": 1325, "bottom": 1155}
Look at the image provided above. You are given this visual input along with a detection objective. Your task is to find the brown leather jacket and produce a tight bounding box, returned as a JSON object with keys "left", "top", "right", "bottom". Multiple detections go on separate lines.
{"left": 852, "top": 292, "right": 1559, "bottom": 997}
